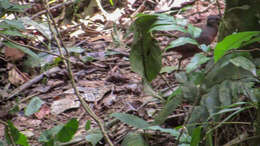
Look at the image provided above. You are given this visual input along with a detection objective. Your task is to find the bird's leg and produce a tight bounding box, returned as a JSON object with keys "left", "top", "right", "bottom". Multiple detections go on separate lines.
{"left": 177, "top": 56, "right": 184, "bottom": 71}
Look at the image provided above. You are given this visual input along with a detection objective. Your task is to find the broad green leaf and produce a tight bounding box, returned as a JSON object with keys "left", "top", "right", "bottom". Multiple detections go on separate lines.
{"left": 146, "top": 126, "right": 191, "bottom": 143}
{"left": 0, "top": 19, "right": 24, "bottom": 30}
{"left": 20, "top": 17, "right": 51, "bottom": 40}
{"left": 181, "top": 83, "right": 198, "bottom": 101}
{"left": 38, "top": 125, "right": 63, "bottom": 142}
{"left": 5, "top": 121, "right": 29, "bottom": 146}
{"left": 57, "top": 118, "right": 78, "bottom": 142}
{"left": 85, "top": 120, "right": 91, "bottom": 131}
{"left": 0, "top": 29, "right": 24, "bottom": 36}
{"left": 0, "top": 140, "right": 4, "bottom": 146}
{"left": 188, "top": 106, "right": 208, "bottom": 133}
{"left": 214, "top": 31, "right": 260, "bottom": 62}
{"left": 160, "top": 66, "right": 177, "bottom": 73}
{"left": 187, "top": 24, "right": 202, "bottom": 38}
{"left": 165, "top": 37, "right": 198, "bottom": 51}
{"left": 130, "top": 36, "right": 162, "bottom": 82}
{"left": 219, "top": 81, "right": 232, "bottom": 106}
{"left": 25, "top": 96, "right": 44, "bottom": 116}
{"left": 203, "top": 86, "right": 220, "bottom": 118}
{"left": 0, "top": 0, "right": 11, "bottom": 9}
{"left": 199, "top": 44, "right": 211, "bottom": 52}
{"left": 132, "top": 14, "right": 158, "bottom": 34}
{"left": 186, "top": 53, "right": 210, "bottom": 73}
{"left": 167, "top": 87, "right": 182, "bottom": 101}
{"left": 143, "top": 80, "right": 164, "bottom": 100}
{"left": 175, "top": 72, "right": 188, "bottom": 84}
{"left": 154, "top": 95, "right": 183, "bottom": 125}
{"left": 130, "top": 42, "right": 145, "bottom": 78}
{"left": 111, "top": 113, "right": 150, "bottom": 129}
{"left": 149, "top": 24, "right": 186, "bottom": 33}
{"left": 230, "top": 56, "right": 256, "bottom": 76}
{"left": 121, "top": 133, "right": 148, "bottom": 146}
{"left": 188, "top": 71, "right": 205, "bottom": 85}
{"left": 85, "top": 131, "right": 103, "bottom": 146}
{"left": 191, "top": 126, "right": 202, "bottom": 146}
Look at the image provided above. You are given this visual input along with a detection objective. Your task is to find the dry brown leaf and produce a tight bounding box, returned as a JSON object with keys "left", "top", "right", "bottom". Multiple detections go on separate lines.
{"left": 8, "top": 64, "right": 30, "bottom": 86}
{"left": 34, "top": 104, "right": 51, "bottom": 119}
{"left": 4, "top": 45, "right": 25, "bottom": 61}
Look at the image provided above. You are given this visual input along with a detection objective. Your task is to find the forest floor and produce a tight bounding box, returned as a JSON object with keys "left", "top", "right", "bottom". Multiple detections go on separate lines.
{"left": 0, "top": 0, "right": 225, "bottom": 145}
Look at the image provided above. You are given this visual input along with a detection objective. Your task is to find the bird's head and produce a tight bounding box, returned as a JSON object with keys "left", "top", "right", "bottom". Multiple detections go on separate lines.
{"left": 206, "top": 15, "right": 221, "bottom": 28}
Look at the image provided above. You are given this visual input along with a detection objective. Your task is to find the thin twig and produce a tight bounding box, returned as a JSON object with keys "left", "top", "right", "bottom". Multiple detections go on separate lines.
{"left": 31, "top": 0, "right": 75, "bottom": 19}
{"left": 216, "top": 0, "right": 222, "bottom": 17}
{"left": 0, "top": 34, "right": 69, "bottom": 61}
{"left": 43, "top": 1, "right": 114, "bottom": 145}
{"left": 175, "top": 89, "right": 201, "bottom": 146}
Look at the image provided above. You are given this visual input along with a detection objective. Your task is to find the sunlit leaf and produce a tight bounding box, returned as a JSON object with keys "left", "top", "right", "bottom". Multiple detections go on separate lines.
{"left": 111, "top": 113, "right": 150, "bottom": 129}
{"left": 122, "top": 133, "right": 148, "bottom": 146}
{"left": 57, "top": 118, "right": 78, "bottom": 142}
{"left": 165, "top": 37, "right": 198, "bottom": 51}
{"left": 186, "top": 53, "right": 210, "bottom": 73}
{"left": 5, "top": 121, "right": 29, "bottom": 146}
{"left": 214, "top": 31, "right": 260, "bottom": 62}
{"left": 230, "top": 56, "right": 256, "bottom": 76}
{"left": 25, "top": 97, "right": 44, "bottom": 116}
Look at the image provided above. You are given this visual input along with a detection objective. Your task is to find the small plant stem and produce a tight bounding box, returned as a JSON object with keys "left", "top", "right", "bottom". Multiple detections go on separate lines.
{"left": 43, "top": 1, "right": 114, "bottom": 145}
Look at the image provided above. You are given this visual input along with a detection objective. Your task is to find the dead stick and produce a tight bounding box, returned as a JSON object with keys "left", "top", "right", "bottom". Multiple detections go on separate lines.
{"left": 7, "top": 67, "right": 60, "bottom": 100}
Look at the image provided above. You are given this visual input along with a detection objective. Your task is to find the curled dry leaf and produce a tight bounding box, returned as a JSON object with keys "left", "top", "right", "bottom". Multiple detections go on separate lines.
{"left": 7, "top": 64, "right": 30, "bottom": 86}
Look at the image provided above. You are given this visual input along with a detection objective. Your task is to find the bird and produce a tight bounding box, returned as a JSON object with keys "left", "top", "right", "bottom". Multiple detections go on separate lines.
{"left": 166, "top": 15, "right": 221, "bottom": 69}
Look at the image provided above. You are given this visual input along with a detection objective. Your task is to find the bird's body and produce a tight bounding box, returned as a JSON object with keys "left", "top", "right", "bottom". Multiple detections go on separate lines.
{"left": 167, "top": 15, "right": 221, "bottom": 68}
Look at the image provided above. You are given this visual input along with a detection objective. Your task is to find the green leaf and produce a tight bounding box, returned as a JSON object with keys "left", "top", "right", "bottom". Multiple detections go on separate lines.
{"left": 121, "top": 133, "right": 148, "bottom": 146}
{"left": 0, "top": 0, "right": 11, "bottom": 9}
{"left": 0, "top": 19, "right": 24, "bottom": 30}
{"left": 111, "top": 113, "right": 150, "bottom": 129}
{"left": 0, "top": 29, "right": 24, "bottom": 36}
{"left": 130, "top": 37, "right": 162, "bottom": 82}
{"left": 146, "top": 126, "right": 191, "bottom": 143}
{"left": 85, "top": 120, "right": 91, "bottom": 131}
{"left": 25, "top": 96, "right": 44, "bottom": 116}
{"left": 20, "top": 17, "right": 51, "bottom": 40}
{"left": 66, "top": 47, "right": 85, "bottom": 53}
{"left": 149, "top": 24, "right": 186, "bottom": 33}
{"left": 203, "top": 86, "right": 220, "bottom": 118}
{"left": 214, "top": 31, "right": 260, "bottom": 62}
{"left": 187, "top": 24, "right": 202, "bottom": 38}
{"left": 186, "top": 53, "right": 210, "bottom": 73}
{"left": 5, "top": 121, "right": 29, "bottom": 146}
{"left": 160, "top": 66, "right": 177, "bottom": 73}
{"left": 38, "top": 125, "right": 63, "bottom": 142}
{"left": 230, "top": 56, "right": 256, "bottom": 76}
{"left": 188, "top": 106, "right": 209, "bottom": 133}
{"left": 143, "top": 80, "right": 164, "bottom": 100}
{"left": 199, "top": 44, "right": 211, "bottom": 52}
{"left": 165, "top": 37, "right": 198, "bottom": 51}
{"left": 175, "top": 72, "right": 188, "bottom": 84}
{"left": 219, "top": 81, "right": 232, "bottom": 106}
{"left": 109, "top": 0, "right": 114, "bottom": 6}
{"left": 57, "top": 118, "right": 78, "bottom": 142}
{"left": 191, "top": 126, "right": 202, "bottom": 146}
{"left": 85, "top": 131, "right": 103, "bottom": 146}
{"left": 0, "top": 140, "right": 4, "bottom": 146}
{"left": 154, "top": 95, "right": 183, "bottom": 124}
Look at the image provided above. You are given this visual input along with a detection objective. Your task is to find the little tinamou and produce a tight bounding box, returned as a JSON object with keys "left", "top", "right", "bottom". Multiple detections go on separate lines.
{"left": 167, "top": 15, "right": 221, "bottom": 68}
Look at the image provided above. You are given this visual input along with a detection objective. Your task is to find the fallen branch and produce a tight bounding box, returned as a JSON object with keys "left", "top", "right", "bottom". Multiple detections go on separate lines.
{"left": 6, "top": 67, "right": 60, "bottom": 100}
